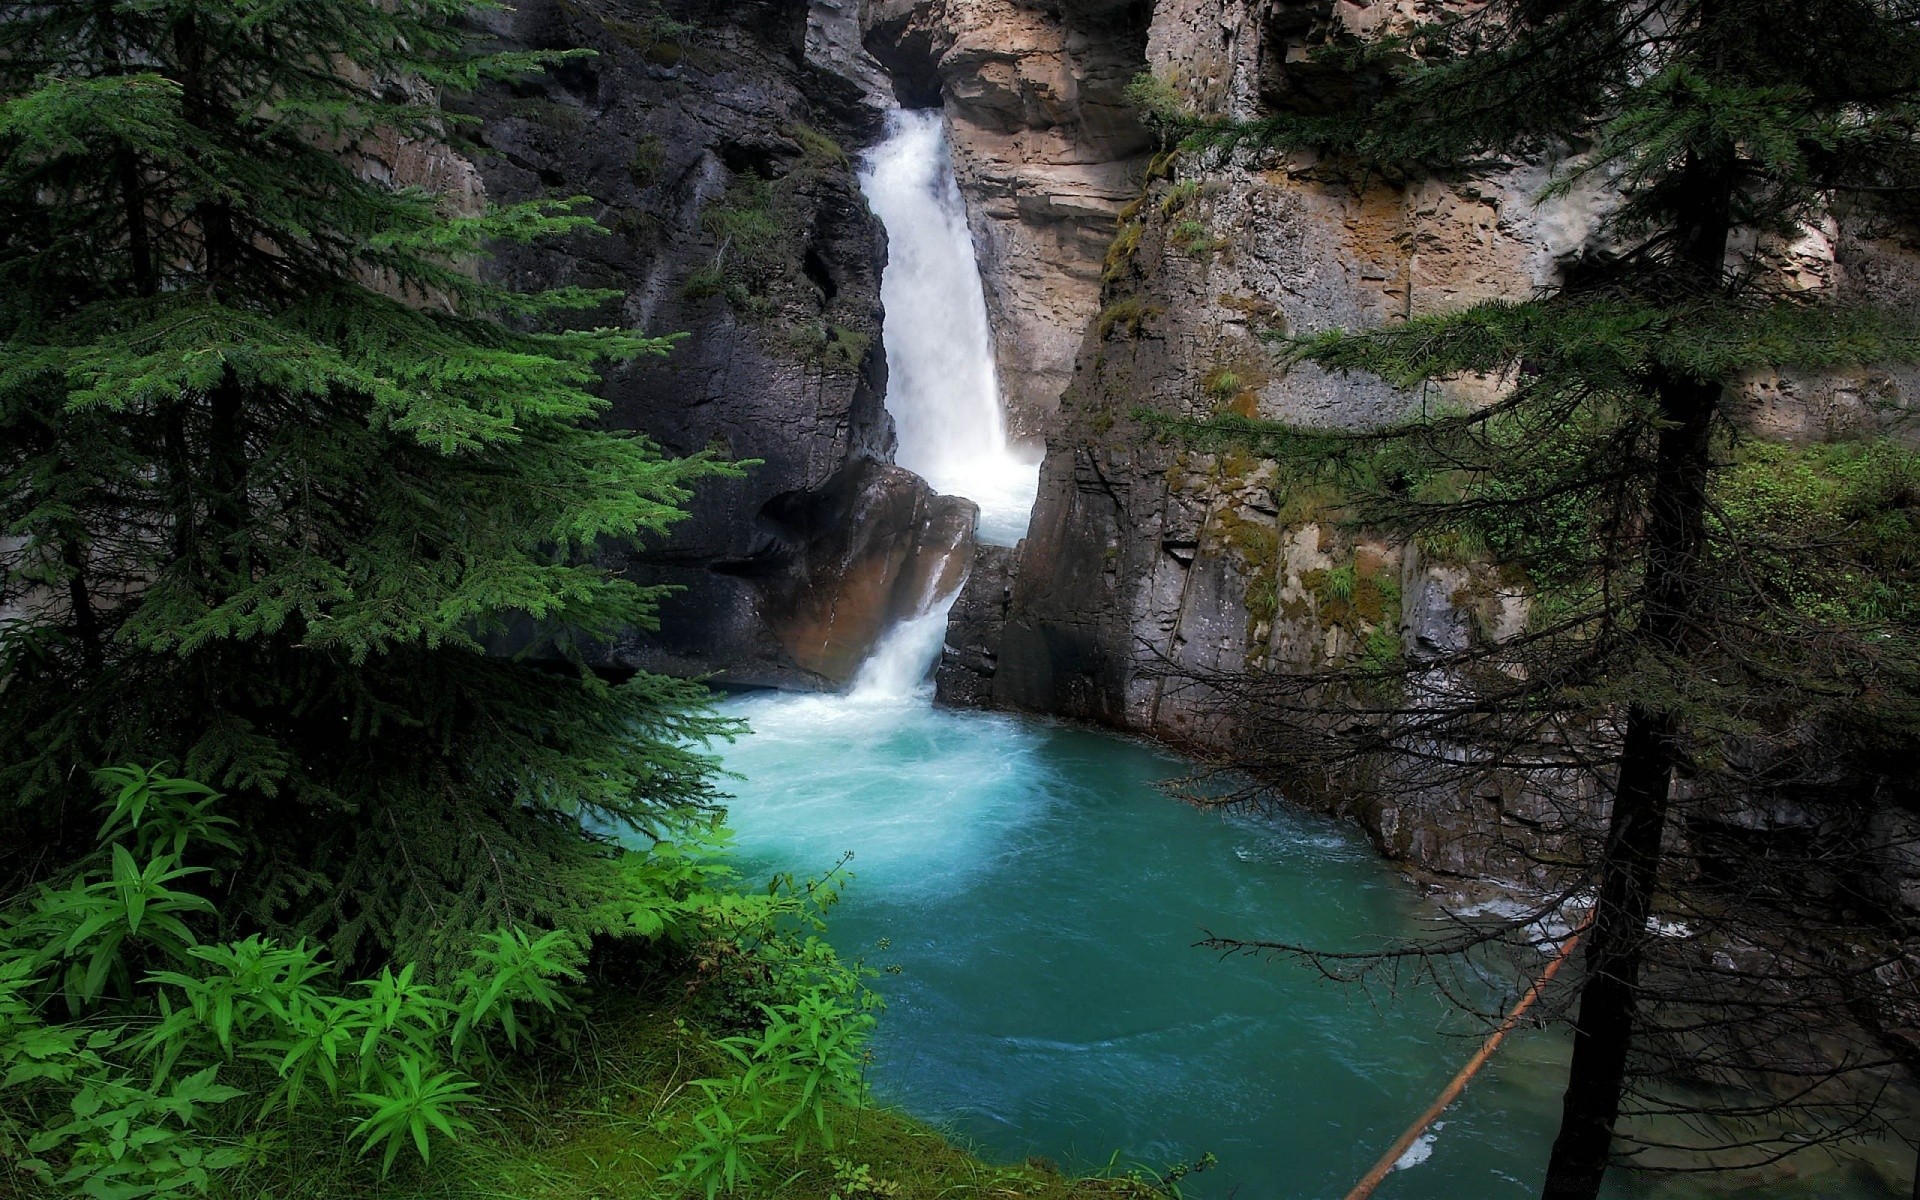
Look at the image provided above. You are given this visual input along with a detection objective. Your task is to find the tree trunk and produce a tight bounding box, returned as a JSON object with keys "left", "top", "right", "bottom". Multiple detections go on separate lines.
{"left": 1540, "top": 108, "right": 1734, "bottom": 1195}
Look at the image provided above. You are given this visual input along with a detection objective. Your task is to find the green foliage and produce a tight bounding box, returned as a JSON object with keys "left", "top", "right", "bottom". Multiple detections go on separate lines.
{"left": 2, "top": 765, "right": 869, "bottom": 1198}
{"left": 1710, "top": 438, "right": 1920, "bottom": 628}
{"left": 664, "top": 954, "right": 879, "bottom": 1195}
{"left": 1124, "top": 73, "right": 1189, "bottom": 133}
{"left": 1168, "top": 220, "right": 1220, "bottom": 256}
{"left": 348, "top": 1057, "right": 479, "bottom": 1176}
{"left": 794, "top": 125, "right": 850, "bottom": 169}
{"left": 830, "top": 1156, "right": 905, "bottom": 1199}
{"left": 1151, "top": 2, "right": 1920, "bottom": 1180}
{"left": 693, "top": 179, "right": 795, "bottom": 315}
{"left": 1202, "top": 369, "right": 1242, "bottom": 402}
{"left": 656, "top": 859, "right": 885, "bottom": 1197}
{"left": 1103, "top": 222, "right": 1145, "bottom": 284}
{"left": 791, "top": 323, "right": 875, "bottom": 374}
{"left": 690, "top": 129, "right": 857, "bottom": 320}
{"left": 1096, "top": 298, "right": 1164, "bottom": 340}
{"left": 0, "top": 0, "right": 740, "bottom": 972}
{"left": 1158, "top": 180, "right": 1201, "bottom": 218}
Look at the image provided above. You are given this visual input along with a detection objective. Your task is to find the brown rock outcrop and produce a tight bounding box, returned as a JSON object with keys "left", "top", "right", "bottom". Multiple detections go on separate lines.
{"left": 729, "top": 458, "right": 978, "bottom": 685}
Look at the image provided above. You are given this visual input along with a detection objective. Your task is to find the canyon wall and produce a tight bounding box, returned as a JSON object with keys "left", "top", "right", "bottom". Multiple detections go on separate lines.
{"left": 897, "top": 0, "right": 1920, "bottom": 885}
{"left": 464, "top": 0, "right": 972, "bottom": 690}
{"left": 448, "top": 0, "right": 1919, "bottom": 889}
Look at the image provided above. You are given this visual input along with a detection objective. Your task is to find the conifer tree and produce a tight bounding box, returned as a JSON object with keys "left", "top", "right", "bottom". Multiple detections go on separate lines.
{"left": 0, "top": 1, "right": 734, "bottom": 970}
{"left": 1149, "top": 1, "right": 1920, "bottom": 1195}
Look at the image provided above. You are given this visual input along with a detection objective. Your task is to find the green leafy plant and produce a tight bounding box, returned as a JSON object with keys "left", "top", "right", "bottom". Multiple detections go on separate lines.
{"left": 1, "top": 766, "right": 789, "bottom": 1197}
{"left": 829, "top": 1155, "right": 904, "bottom": 1199}
{"left": 347, "top": 1055, "right": 479, "bottom": 1176}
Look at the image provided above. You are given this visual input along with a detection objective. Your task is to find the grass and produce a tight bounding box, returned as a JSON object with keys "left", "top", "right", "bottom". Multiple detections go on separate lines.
{"left": 1096, "top": 297, "right": 1165, "bottom": 340}
{"left": 209, "top": 988, "right": 1160, "bottom": 1200}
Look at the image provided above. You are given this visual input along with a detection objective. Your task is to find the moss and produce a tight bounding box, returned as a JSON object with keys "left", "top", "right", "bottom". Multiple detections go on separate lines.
{"left": 1360, "top": 625, "right": 1406, "bottom": 673}
{"left": 1159, "top": 179, "right": 1201, "bottom": 217}
{"left": 695, "top": 166, "right": 826, "bottom": 319}
{"left": 1217, "top": 446, "right": 1261, "bottom": 483}
{"left": 1272, "top": 481, "right": 1340, "bottom": 527}
{"left": 1095, "top": 297, "right": 1163, "bottom": 340}
{"left": 628, "top": 134, "right": 666, "bottom": 187}
{"left": 1146, "top": 149, "right": 1181, "bottom": 181}
{"left": 1169, "top": 219, "right": 1220, "bottom": 255}
{"left": 1164, "top": 451, "right": 1192, "bottom": 493}
{"left": 1301, "top": 553, "right": 1402, "bottom": 650}
{"left": 792, "top": 322, "right": 873, "bottom": 372}
{"left": 1103, "top": 221, "right": 1144, "bottom": 283}
{"left": 794, "top": 123, "right": 849, "bottom": 168}
{"left": 1349, "top": 570, "right": 1398, "bottom": 626}
{"left": 1212, "top": 507, "right": 1283, "bottom": 629}
{"left": 1202, "top": 367, "right": 1242, "bottom": 401}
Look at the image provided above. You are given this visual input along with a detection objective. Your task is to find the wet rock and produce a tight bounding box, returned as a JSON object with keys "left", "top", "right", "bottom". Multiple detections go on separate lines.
{"left": 730, "top": 458, "right": 978, "bottom": 686}
{"left": 935, "top": 541, "right": 1016, "bottom": 706}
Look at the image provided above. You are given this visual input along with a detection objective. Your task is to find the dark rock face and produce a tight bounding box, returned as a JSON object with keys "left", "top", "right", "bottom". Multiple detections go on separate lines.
{"left": 934, "top": 542, "right": 1015, "bottom": 706}
{"left": 460, "top": 0, "right": 968, "bottom": 687}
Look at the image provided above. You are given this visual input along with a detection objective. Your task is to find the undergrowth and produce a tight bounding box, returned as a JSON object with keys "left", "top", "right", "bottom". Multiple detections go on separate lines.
{"left": 203, "top": 994, "right": 1165, "bottom": 1200}
{"left": 0, "top": 768, "right": 1166, "bottom": 1200}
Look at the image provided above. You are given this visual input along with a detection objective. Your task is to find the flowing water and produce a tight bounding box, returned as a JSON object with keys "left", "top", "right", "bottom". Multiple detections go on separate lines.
{"left": 858, "top": 110, "right": 1040, "bottom": 547}
{"left": 719, "top": 645, "right": 1575, "bottom": 1198}
{"left": 708, "top": 110, "right": 1902, "bottom": 1199}
{"left": 716, "top": 644, "right": 1902, "bottom": 1200}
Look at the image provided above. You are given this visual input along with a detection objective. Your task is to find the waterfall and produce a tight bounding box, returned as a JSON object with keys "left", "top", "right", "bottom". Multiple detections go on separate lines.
{"left": 860, "top": 110, "right": 1040, "bottom": 549}
{"left": 847, "top": 592, "right": 963, "bottom": 701}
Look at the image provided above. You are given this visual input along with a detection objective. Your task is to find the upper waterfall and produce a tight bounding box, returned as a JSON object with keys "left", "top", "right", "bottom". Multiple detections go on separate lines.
{"left": 859, "top": 110, "right": 1040, "bottom": 548}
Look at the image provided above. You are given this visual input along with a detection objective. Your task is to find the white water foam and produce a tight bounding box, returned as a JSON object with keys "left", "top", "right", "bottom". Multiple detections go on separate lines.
{"left": 850, "top": 592, "right": 962, "bottom": 701}
{"left": 1394, "top": 1121, "right": 1446, "bottom": 1172}
{"left": 859, "top": 110, "right": 1040, "bottom": 547}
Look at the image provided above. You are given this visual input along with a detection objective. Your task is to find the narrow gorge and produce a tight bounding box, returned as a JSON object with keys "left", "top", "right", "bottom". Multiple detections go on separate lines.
{"left": 448, "top": 1, "right": 1920, "bottom": 1196}
{"left": 715, "top": 107, "right": 1575, "bottom": 1200}
{"left": 8, "top": 2, "right": 1918, "bottom": 1198}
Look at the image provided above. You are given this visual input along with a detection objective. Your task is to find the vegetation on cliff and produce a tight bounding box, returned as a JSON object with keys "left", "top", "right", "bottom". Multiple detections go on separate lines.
{"left": 1146, "top": 0, "right": 1920, "bottom": 1195}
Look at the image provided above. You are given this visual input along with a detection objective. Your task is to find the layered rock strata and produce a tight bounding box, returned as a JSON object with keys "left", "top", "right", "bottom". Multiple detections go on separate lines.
{"left": 864, "top": 0, "right": 1157, "bottom": 444}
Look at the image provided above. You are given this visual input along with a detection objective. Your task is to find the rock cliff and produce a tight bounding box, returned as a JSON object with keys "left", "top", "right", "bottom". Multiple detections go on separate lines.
{"left": 898, "top": 0, "right": 1920, "bottom": 886}
{"left": 460, "top": 0, "right": 975, "bottom": 688}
